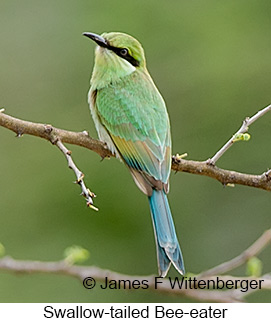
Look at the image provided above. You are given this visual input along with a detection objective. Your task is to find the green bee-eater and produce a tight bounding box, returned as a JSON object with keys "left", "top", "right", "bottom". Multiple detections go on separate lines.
{"left": 83, "top": 31, "right": 184, "bottom": 277}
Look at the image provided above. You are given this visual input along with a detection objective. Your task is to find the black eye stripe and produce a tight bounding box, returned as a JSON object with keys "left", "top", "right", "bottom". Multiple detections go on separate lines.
{"left": 107, "top": 45, "right": 140, "bottom": 67}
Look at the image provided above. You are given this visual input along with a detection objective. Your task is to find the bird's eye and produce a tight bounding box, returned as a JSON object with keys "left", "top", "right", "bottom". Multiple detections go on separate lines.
{"left": 119, "top": 48, "right": 128, "bottom": 56}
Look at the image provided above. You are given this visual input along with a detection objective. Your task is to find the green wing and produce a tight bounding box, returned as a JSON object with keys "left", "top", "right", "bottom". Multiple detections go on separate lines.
{"left": 96, "top": 70, "right": 171, "bottom": 191}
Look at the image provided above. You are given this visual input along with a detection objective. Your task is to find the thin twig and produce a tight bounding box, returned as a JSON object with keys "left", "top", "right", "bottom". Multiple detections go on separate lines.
{"left": 55, "top": 140, "right": 98, "bottom": 211}
{"left": 208, "top": 104, "right": 271, "bottom": 165}
{"left": 198, "top": 229, "right": 271, "bottom": 277}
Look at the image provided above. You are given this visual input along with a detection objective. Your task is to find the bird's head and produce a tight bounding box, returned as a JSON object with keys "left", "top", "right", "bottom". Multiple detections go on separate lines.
{"left": 83, "top": 32, "right": 146, "bottom": 88}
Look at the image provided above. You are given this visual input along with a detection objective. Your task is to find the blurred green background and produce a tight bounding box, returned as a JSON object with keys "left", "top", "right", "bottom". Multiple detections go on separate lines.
{"left": 0, "top": 0, "right": 270, "bottom": 302}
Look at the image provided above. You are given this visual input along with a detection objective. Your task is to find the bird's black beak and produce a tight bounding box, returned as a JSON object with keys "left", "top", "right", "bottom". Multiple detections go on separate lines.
{"left": 83, "top": 32, "right": 108, "bottom": 48}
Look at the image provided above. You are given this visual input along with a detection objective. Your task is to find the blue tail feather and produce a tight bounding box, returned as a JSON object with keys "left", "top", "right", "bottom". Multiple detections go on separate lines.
{"left": 148, "top": 189, "right": 185, "bottom": 277}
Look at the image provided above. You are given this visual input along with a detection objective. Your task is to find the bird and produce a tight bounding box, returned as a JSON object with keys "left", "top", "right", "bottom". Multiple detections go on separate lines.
{"left": 83, "top": 31, "right": 185, "bottom": 277}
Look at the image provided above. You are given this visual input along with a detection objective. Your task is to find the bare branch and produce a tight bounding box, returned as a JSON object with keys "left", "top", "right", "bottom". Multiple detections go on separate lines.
{"left": 0, "top": 257, "right": 269, "bottom": 302}
{"left": 208, "top": 104, "right": 271, "bottom": 165}
{"left": 172, "top": 157, "right": 271, "bottom": 191}
{"left": 1, "top": 109, "right": 271, "bottom": 194}
{"left": 0, "top": 256, "right": 232, "bottom": 302}
{"left": 0, "top": 229, "right": 270, "bottom": 302}
{"left": 0, "top": 110, "right": 112, "bottom": 158}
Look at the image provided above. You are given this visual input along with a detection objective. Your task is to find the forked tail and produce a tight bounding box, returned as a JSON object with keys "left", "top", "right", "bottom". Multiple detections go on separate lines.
{"left": 148, "top": 189, "right": 185, "bottom": 277}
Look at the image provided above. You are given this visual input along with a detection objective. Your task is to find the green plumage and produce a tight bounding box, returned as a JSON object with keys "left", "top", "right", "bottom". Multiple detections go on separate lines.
{"left": 96, "top": 69, "right": 171, "bottom": 184}
{"left": 85, "top": 31, "right": 185, "bottom": 276}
